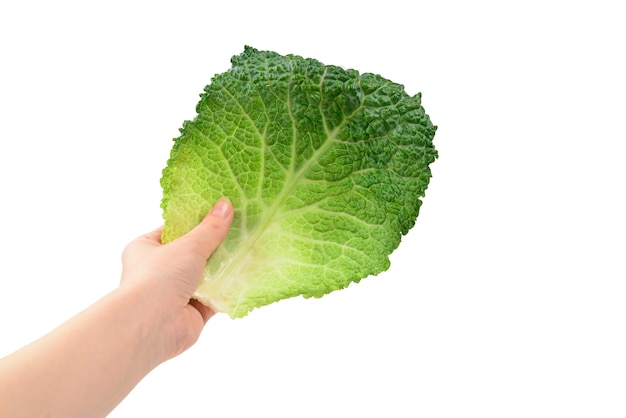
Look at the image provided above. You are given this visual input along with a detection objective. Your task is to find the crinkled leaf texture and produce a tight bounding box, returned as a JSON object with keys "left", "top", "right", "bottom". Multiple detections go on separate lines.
{"left": 161, "top": 46, "right": 437, "bottom": 318}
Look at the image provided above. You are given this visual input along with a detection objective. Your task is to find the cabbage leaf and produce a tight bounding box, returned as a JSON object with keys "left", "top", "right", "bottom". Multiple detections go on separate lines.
{"left": 161, "top": 46, "right": 437, "bottom": 318}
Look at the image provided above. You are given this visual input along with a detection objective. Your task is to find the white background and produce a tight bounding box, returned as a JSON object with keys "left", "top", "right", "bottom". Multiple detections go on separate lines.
{"left": 1, "top": 1, "right": 624, "bottom": 416}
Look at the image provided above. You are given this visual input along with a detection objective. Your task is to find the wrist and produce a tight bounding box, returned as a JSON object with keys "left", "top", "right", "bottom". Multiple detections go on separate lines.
{"left": 110, "top": 284, "right": 173, "bottom": 369}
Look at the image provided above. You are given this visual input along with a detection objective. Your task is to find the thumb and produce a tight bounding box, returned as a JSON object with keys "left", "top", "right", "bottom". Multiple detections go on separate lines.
{"left": 177, "top": 198, "right": 234, "bottom": 259}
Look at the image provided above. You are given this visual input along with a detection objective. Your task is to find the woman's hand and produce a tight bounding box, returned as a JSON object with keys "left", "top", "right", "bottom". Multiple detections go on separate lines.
{"left": 120, "top": 198, "right": 234, "bottom": 361}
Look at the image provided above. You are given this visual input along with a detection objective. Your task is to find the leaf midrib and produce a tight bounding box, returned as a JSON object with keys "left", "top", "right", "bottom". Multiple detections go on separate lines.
{"left": 206, "top": 66, "right": 367, "bottom": 311}
{"left": 213, "top": 125, "right": 340, "bottom": 286}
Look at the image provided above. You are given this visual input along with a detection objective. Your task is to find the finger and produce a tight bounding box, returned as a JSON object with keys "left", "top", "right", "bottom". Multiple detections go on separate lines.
{"left": 143, "top": 225, "right": 164, "bottom": 244}
{"left": 189, "top": 299, "right": 216, "bottom": 324}
{"left": 178, "top": 198, "right": 234, "bottom": 259}
{"left": 122, "top": 225, "right": 164, "bottom": 262}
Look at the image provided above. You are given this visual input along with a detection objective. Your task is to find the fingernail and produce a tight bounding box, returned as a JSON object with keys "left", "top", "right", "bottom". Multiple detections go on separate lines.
{"left": 210, "top": 199, "right": 231, "bottom": 218}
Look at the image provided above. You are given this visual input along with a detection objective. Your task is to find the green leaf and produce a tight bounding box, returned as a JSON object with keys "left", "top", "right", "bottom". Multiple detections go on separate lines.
{"left": 161, "top": 46, "right": 437, "bottom": 318}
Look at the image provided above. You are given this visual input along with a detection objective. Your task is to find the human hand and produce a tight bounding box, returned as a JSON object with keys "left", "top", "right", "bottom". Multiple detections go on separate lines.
{"left": 0, "top": 199, "right": 233, "bottom": 418}
{"left": 119, "top": 198, "right": 233, "bottom": 362}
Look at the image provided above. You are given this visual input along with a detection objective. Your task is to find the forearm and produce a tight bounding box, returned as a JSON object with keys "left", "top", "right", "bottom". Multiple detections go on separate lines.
{"left": 0, "top": 285, "right": 165, "bottom": 418}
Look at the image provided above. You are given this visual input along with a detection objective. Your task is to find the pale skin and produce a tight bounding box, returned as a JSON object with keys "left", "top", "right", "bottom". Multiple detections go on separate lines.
{"left": 0, "top": 198, "right": 234, "bottom": 418}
